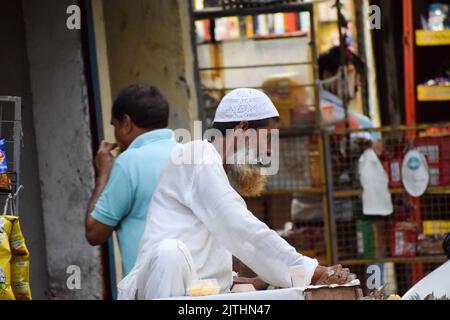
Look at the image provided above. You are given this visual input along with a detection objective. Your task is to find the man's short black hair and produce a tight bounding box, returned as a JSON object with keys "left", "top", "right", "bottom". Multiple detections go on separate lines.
{"left": 211, "top": 117, "right": 279, "bottom": 135}
{"left": 112, "top": 84, "right": 169, "bottom": 129}
{"left": 318, "top": 46, "right": 365, "bottom": 79}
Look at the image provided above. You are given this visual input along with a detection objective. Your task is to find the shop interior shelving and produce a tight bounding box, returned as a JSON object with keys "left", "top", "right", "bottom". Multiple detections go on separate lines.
{"left": 191, "top": 0, "right": 450, "bottom": 296}
{"left": 400, "top": 0, "right": 450, "bottom": 290}
{"left": 416, "top": 25, "right": 450, "bottom": 102}
{"left": 404, "top": 0, "right": 450, "bottom": 122}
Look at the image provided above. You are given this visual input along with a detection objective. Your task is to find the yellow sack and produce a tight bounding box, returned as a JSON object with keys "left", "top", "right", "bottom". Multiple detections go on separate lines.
{"left": 0, "top": 216, "right": 15, "bottom": 300}
{"left": 9, "top": 218, "right": 31, "bottom": 300}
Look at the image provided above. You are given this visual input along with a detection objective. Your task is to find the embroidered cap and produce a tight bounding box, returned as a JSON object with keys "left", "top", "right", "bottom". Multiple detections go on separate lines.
{"left": 213, "top": 88, "right": 280, "bottom": 122}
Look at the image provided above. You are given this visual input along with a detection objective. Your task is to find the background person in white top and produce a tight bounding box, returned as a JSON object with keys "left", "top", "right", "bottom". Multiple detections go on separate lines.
{"left": 118, "top": 88, "right": 354, "bottom": 300}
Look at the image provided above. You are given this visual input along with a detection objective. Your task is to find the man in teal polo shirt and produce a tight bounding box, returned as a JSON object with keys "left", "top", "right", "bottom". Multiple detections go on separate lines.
{"left": 85, "top": 85, "right": 177, "bottom": 276}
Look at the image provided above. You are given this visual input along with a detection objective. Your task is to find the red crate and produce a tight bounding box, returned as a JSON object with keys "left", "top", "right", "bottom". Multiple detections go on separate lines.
{"left": 414, "top": 136, "right": 450, "bottom": 165}
{"left": 389, "top": 158, "right": 403, "bottom": 188}
{"left": 428, "top": 160, "right": 450, "bottom": 187}
{"left": 389, "top": 222, "right": 418, "bottom": 257}
{"left": 382, "top": 158, "right": 403, "bottom": 188}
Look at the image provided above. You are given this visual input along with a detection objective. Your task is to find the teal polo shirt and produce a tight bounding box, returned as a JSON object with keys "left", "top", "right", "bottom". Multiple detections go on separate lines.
{"left": 91, "top": 129, "right": 176, "bottom": 276}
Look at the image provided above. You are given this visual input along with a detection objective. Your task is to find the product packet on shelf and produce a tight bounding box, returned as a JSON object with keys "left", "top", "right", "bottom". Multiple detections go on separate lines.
{"left": 10, "top": 256, "right": 31, "bottom": 300}
{"left": 0, "top": 216, "right": 15, "bottom": 300}
{"left": 9, "top": 218, "right": 31, "bottom": 300}
{"left": 0, "top": 138, "right": 11, "bottom": 190}
{"left": 0, "top": 139, "right": 7, "bottom": 173}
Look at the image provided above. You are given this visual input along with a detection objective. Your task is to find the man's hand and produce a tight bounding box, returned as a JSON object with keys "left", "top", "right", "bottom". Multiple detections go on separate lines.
{"left": 232, "top": 276, "right": 269, "bottom": 291}
{"left": 85, "top": 141, "right": 118, "bottom": 246}
{"left": 95, "top": 141, "right": 118, "bottom": 178}
{"left": 312, "top": 265, "right": 356, "bottom": 285}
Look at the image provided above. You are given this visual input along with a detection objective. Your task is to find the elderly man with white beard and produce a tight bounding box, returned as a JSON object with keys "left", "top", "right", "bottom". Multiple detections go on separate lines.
{"left": 117, "top": 88, "right": 353, "bottom": 300}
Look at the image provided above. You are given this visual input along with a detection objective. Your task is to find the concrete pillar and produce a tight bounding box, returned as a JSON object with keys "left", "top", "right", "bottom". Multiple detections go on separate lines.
{"left": 22, "top": 0, "right": 104, "bottom": 299}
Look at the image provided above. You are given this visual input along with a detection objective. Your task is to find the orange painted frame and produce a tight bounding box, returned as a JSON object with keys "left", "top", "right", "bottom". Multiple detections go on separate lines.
{"left": 403, "top": 0, "right": 416, "bottom": 126}
{"left": 403, "top": 0, "right": 424, "bottom": 284}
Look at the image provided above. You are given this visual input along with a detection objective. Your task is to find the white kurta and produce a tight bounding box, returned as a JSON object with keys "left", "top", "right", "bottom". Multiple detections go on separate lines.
{"left": 118, "top": 140, "right": 318, "bottom": 299}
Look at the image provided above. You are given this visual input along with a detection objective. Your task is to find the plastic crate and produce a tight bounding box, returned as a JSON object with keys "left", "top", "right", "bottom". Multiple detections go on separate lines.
{"left": 428, "top": 160, "right": 450, "bottom": 187}
{"left": 415, "top": 136, "right": 450, "bottom": 164}
{"left": 382, "top": 158, "right": 403, "bottom": 188}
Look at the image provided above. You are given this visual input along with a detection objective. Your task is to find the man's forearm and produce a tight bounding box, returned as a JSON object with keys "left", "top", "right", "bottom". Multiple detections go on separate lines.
{"left": 86, "top": 174, "right": 109, "bottom": 219}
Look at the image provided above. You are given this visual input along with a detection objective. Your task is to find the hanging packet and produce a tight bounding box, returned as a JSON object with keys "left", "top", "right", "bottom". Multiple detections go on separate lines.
{"left": 359, "top": 148, "right": 393, "bottom": 216}
{"left": 0, "top": 139, "right": 11, "bottom": 190}
{"left": 0, "top": 216, "right": 15, "bottom": 300}
{"left": 9, "top": 218, "right": 31, "bottom": 300}
{"left": 0, "top": 139, "right": 7, "bottom": 173}
{"left": 402, "top": 149, "right": 429, "bottom": 197}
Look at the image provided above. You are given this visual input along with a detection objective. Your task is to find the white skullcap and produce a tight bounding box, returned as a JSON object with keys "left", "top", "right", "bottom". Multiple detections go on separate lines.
{"left": 213, "top": 88, "right": 280, "bottom": 122}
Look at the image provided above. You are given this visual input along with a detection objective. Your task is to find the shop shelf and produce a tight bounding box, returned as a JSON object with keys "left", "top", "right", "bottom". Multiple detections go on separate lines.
{"left": 416, "top": 29, "right": 450, "bottom": 46}
{"left": 261, "top": 187, "right": 324, "bottom": 196}
{"left": 333, "top": 186, "right": 450, "bottom": 198}
{"left": 417, "top": 85, "right": 450, "bottom": 102}
{"left": 340, "top": 255, "right": 448, "bottom": 266}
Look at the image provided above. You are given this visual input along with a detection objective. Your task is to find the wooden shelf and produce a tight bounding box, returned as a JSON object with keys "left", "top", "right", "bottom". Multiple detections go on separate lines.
{"left": 251, "top": 31, "right": 308, "bottom": 40}
{"left": 333, "top": 186, "right": 450, "bottom": 198}
{"left": 262, "top": 185, "right": 450, "bottom": 198}
{"left": 261, "top": 187, "right": 324, "bottom": 196}
{"left": 417, "top": 85, "right": 450, "bottom": 102}
{"left": 416, "top": 30, "right": 450, "bottom": 46}
{"left": 340, "top": 255, "right": 448, "bottom": 266}
{"left": 319, "top": 19, "right": 354, "bottom": 24}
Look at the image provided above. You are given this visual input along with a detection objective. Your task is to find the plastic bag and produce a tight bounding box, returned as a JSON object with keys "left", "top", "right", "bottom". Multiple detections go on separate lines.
{"left": 402, "top": 149, "right": 430, "bottom": 197}
{"left": 0, "top": 216, "right": 15, "bottom": 300}
{"left": 187, "top": 279, "right": 220, "bottom": 297}
{"left": 359, "top": 148, "right": 393, "bottom": 216}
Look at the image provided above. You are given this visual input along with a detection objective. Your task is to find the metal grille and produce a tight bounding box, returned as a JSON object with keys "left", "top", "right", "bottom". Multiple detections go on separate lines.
{"left": 265, "top": 135, "right": 316, "bottom": 191}
{"left": 237, "top": 125, "right": 450, "bottom": 296}
{"left": 0, "top": 97, "right": 22, "bottom": 215}
{"left": 327, "top": 125, "right": 450, "bottom": 296}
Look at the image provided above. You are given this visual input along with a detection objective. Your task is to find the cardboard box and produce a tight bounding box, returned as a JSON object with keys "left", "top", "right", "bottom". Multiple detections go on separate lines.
{"left": 304, "top": 286, "right": 364, "bottom": 300}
